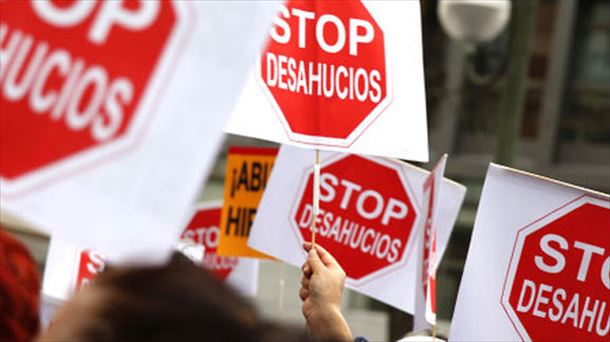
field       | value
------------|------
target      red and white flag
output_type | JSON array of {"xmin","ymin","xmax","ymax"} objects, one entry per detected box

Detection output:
[{"xmin": 414, "ymin": 154, "xmax": 447, "ymax": 330}]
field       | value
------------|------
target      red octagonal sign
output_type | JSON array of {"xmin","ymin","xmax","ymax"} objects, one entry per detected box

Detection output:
[
  {"xmin": 259, "ymin": 0, "xmax": 390, "ymax": 147},
  {"xmin": 0, "ymin": 0, "xmax": 190, "ymax": 193},
  {"xmin": 182, "ymin": 206, "xmax": 238, "ymax": 281},
  {"xmin": 291, "ymin": 155, "xmax": 418, "ymax": 283},
  {"xmin": 501, "ymin": 195, "xmax": 610, "ymax": 341}
]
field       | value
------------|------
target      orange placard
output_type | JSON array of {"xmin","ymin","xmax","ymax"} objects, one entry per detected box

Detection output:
[{"xmin": 217, "ymin": 146, "xmax": 277, "ymax": 258}]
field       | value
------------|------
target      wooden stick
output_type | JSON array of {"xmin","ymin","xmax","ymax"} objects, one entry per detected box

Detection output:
[
  {"xmin": 311, "ymin": 149, "xmax": 321, "ymax": 245},
  {"xmin": 432, "ymin": 324, "xmax": 437, "ymax": 341}
]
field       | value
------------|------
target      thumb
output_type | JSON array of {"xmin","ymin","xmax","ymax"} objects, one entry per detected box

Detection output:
[{"xmin": 308, "ymin": 248, "xmax": 326, "ymax": 274}]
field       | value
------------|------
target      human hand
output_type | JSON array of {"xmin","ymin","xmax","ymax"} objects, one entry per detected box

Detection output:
[{"xmin": 300, "ymin": 242, "xmax": 352, "ymax": 341}]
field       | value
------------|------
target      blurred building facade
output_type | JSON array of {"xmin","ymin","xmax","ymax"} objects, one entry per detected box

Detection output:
[{"xmin": 2, "ymin": 0, "xmax": 608, "ymax": 340}]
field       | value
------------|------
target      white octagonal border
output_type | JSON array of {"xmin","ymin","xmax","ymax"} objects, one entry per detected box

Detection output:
[
  {"xmin": 288, "ymin": 153, "xmax": 420, "ymax": 286},
  {"xmin": 0, "ymin": 1, "xmax": 194, "ymax": 198},
  {"xmin": 255, "ymin": 1, "xmax": 393, "ymax": 148}
]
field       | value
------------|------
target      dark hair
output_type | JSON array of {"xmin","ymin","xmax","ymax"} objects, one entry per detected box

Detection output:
[
  {"xmin": 72, "ymin": 253, "xmax": 311, "ymax": 342},
  {"xmin": 0, "ymin": 228, "xmax": 41, "ymax": 341}
]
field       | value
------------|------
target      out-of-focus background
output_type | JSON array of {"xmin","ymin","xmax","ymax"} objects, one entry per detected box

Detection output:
[{"xmin": 2, "ymin": 0, "xmax": 608, "ymax": 340}]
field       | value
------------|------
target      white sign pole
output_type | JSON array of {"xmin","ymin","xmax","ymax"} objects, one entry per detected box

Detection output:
[{"xmin": 311, "ymin": 149, "xmax": 321, "ymax": 245}]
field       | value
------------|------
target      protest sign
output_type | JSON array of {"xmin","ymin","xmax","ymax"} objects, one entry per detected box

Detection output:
[
  {"xmin": 74, "ymin": 249, "xmax": 106, "ymax": 290},
  {"xmin": 414, "ymin": 155, "xmax": 447, "ymax": 331},
  {"xmin": 217, "ymin": 147, "xmax": 277, "ymax": 259},
  {"xmin": 42, "ymin": 235, "xmax": 204, "ymax": 303},
  {"xmin": 42, "ymin": 238, "xmax": 106, "ymax": 302},
  {"xmin": 247, "ymin": 146, "xmax": 465, "ymax": 312},
  {"xmin": 40, "ymin": 239, "xmax": 98, "ymax": 327},
  {"xmin": 450, "ymin": 164, "xmax": 610, "ymax": 341},
  {"xmin": 226, "ymin": 0, "xmax": 428, "ymax": 162},
  {"xmin": 41, "ymin": 234, "xmax": 204, "ymax": 328},
  {"xmin": 182, "ymin": 202, "xmax": 259, "ymax": 297},
  {"xmin": 0, "ymin": 0, "xmax": 279, "ymax": 262}
]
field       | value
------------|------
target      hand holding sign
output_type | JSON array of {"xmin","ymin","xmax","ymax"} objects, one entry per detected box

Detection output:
[
  {"xmin": 294, "ymin": 154, "xmax": 418, "ymax": 281},
  {"xmin": 248, "ymin": 146, "xmax": 466, "ymax": 313},
  {"xmin": 300, "ymin": 242, "xmax": 353, "ymax": 342}
]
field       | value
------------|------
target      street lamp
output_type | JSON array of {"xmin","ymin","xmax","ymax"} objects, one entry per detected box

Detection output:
[
  {"xmin": 438, "ymin": 0, "xmax": 512, "ymax": 85},
  {"xmin": 437, "ymin": 0, "xmax": 511, "ymax": 49},
  {"xmin": 437, "ymin": 0, "xmax": 539, "ymax": 166}
]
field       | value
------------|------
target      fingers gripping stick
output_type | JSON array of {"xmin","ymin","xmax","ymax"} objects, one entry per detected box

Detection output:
[{"xmin": 303, "ymin": 242, "xmax": 339, "ymax": 271}]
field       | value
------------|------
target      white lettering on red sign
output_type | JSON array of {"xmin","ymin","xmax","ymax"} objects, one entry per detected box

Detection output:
[
  {"xmin": 182, "ymin": 206, "xmax": 238, "ymax": 280},
  {"xmin": 292, "ymin": 155, "xmax": 417, "ymax": 282},
  {"xmin": 1, "ymin": 0, "xmax": 177, "ymax": 181},
  {"xmin": 502, "ymin": 196, "xmax": 610, "ymax": 341},
  {"xmin": 258, "ymin": 0, "xmax": 389, "ymax": 146},
  {"xmin": 76, "ymin": 249, "xmax": 106, "ymax": 290},
  {"xmin": 265, "ymin": 5, "xmax": 381, "ymax": 103},
  {"xmin": 31, "ymin": 0, "xmax": 159, "ymax": 44},
  {"xmin": 1, "ymin": 22, "xmax": 132, "ymax": 142},
  {"xmin": 318, "ymin": 173, "xmax": 408, "ymax": 225}
]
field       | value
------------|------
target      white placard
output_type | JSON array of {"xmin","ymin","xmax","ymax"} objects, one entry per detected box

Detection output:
[
  {"xmin": 1, "ymin": 1, "xmax": 280, "ymax": 263},
  {"xmin": 247, "ymin": 145, "xmax": 465, "ymax": 312},
  {"xmin": 41, "ymin": 237, "xmax": 204, "ymax": 303},
  {"xmin": 42, "ymin": 237, "xmax": 92, "ymax": 303},
  {"xmin": 449, "ymin": 164, "xmax": 610, "ymax": 341},
  {"xmin": 41, "ymin": 230, "xmax": 257, "ymax": 327},
  {"xmin": 226, "ymin": 0, "xmax": 428, "ymax": 162}
]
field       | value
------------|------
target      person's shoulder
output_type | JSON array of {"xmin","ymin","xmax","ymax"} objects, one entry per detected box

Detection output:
[{"xmin": 396, "ymin": 336, "xmax": 446, "ymax": 342}]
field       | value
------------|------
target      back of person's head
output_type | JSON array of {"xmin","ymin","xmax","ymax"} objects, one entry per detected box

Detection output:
[
  {"xmin": 39, "ymin": 252, "xmax": 313, "ymax": 341},
  {"xmin": 398, "ymin": 328, "xmax": 448, "ymax": 342},
  {"xmin": 0, "ymin": 228, "xmax": 41, "ymax": 341}
]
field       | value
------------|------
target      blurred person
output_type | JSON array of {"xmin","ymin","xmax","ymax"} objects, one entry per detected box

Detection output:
[
  {"xmin": 0, "ymin": 228, "xmax": 41, "ymax": 341},
  {"xmin": 299, "ymin": 242, "xmax": 354, "ymax": 342},
  {"xmin": 397, "ymin": 329, "xmax": 447, "ymax": 342},
  {"xmin": 38, "ymin": 252, "xmax": 332, "ymax": 342}
]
